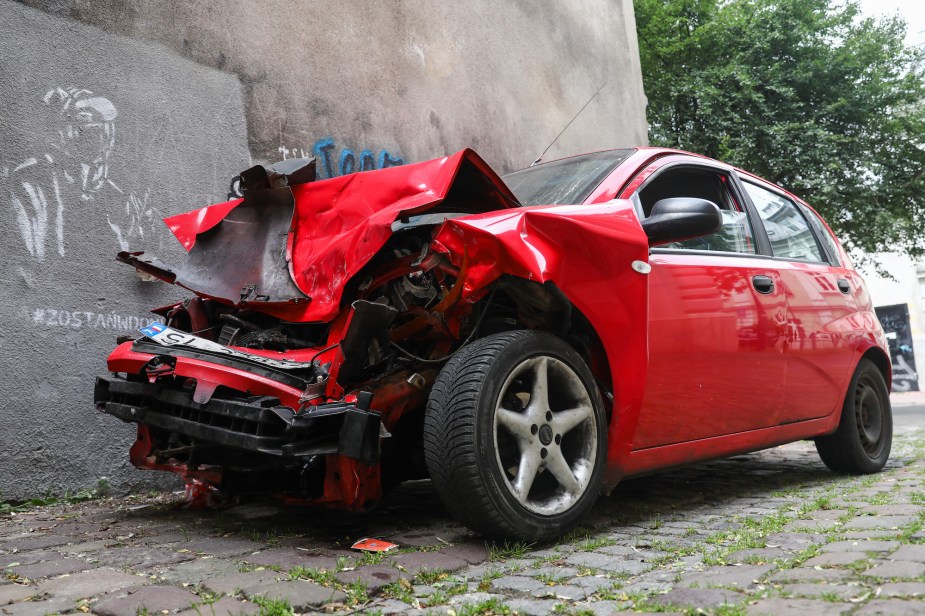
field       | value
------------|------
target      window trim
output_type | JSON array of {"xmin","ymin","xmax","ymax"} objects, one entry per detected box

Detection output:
[
  {"xmin": 738, "ymin": 178, "xmax": 832, "ymax": 266},
  {"xmin": 629, "ymin": 161, "xmax": 764, "ymax": 257}
]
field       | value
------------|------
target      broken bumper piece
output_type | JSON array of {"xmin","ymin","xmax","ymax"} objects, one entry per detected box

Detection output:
[{"xmin": 94, "ymin": 375, "xmax": 382, "ymax": 464}]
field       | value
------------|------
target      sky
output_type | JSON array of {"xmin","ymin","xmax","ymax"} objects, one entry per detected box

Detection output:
[{"xmin": 857, "ymin": 0, "xmax": 925, "ymax": 47}]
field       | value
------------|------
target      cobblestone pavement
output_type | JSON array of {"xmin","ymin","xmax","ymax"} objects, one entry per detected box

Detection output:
[{"xmin": 4, "ymin": 427, "xmax": 925, "ymax": 615}]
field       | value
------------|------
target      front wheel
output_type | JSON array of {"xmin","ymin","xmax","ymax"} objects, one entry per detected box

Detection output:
[
  {"xmin": 423, "ymin": 330, "xmax": 607, "ymax": 540},
  {"xmin": 815, "ymin": 358, "xmax": 892, "ymax": 474}
]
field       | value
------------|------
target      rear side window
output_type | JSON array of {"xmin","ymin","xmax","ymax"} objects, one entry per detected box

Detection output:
[
  {"xmin": 743, "ymin": 182, "xmax": 825, "ymax": 262},
  {"xmin": 798, "ymin": 203, "xmax": 842, "ymax": 266}
]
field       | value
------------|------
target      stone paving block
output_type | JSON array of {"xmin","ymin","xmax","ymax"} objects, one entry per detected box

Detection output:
[
  {"xmin": 243, "ymin": 548, "xmax": 338, "ymax": 571},
  {"xmin": 725, "ymin": 547, "xmax": 788, "ymax": 563},
  {"xmin": 176, "ymin": 596, "xmax": 261, "ymax": 616},
  {"xmin": 36, "ymin": 568, "xmax": 150, "ymax": 600},
  {"xmin": 505, "ymin": 597, "xmax": 561, "ymax": 615},
  {"xmin": 746, "ymin": 597, "xmax": 852, "ymax": 615},
  {"xmin": 679, "ymin": 563, "xmax": 775, "ymax": 588},
  {"xmin": 181, "ymin": 536, "xmax": 261, "ymax": 558},
  {"xmin": 93, "ymin": 545, "xmax": 197, "ymax": 569},
  {"xmin": 842, "ymin": 531, "xmax": 903, "ymax": 540},
  {"xmin": 765, "ymin": 532, "xmax": 827, "ymax": 551},
  {"xmin": 863, "ymin": 560, "xmax": 925, "ymax": 579},
  {"xmin": 438, "ymin": 541, "xmax": 489, "ymax": 564},
  {"xmin": 140, "ymin": 531, "xmax": 189, "ymax": 545},
  {"xmin": 335, "ymin": 564, "xmax": 400, "ymax": 592},
  {"xmin": 769, "ymin": 566, "xmax": 853, "ymax": 583},
  {"xmin": 0, "ymin": 596, "xmax": 73, "ymax": 616},
  {"xmin": 520, "ymin": 565, "xmax": 579, "ymax": 580},
  {"xmin": 92, "ymin": 584, "xmax": 199, "ymax": 616},
  {"xmin": 778, "ymin": 583, "xmax": 859, "ymax": 599},
  {"xmin": 55, "ymin": 539, "xmax": 110, "ymax": 554},
  {"xmin": 491, "ymin": 575, "xmax": 546, "ymax": 593},
  {"xmin": 889, "ymin": 544, "xmax": 925, "ymax": 562},
  {"xmin": 448, "ymin": 591, "xmax": 505, "ymax": 606},
  {"xmin": 567, "ymin": 575, "xmax": 615, "ymax": 591},
  {"xmin": 0, "ymin": 551, "xmax": 53, "ymax": 569},
  {"xmin": 820, "ymin": 540, "xmax": 900, "ymax": 553},
  {"xmin": 803, "ymin": 551, "xmax": 870, "ymax": 567},
  {"xmin": 200, "ymin": 570, "xmax": 283, "ymax": 597},
  {"xmin": 0, "ymin": 584, "xmax": 34, "ymax": 604},
  {"xmin": 157, "ymin": 557, "xmax": 244, "ymax": 585},
  {"xmin": 1, "ymin": 534, "xmax": 77, "ymax": 552},
  {"xmin": 392, "ymin": 551, "xmax": 468, "ymax": 573},
  {"xmin": 594, "ymin": 544, "xmax": 640, "ymax": 558},
  {"xmin": 782, "ymin": 520, "xmax": 842, "ymax": 533},
  {"xmin": 366, "ymin": 598, "xmax": 415, "ymax": 614},
  {"xmin": 526, "ymin": 548, "xmax": 563, "ymax": 559},
  {"xmin": 844, "ymin": 515, "xmax": 917, "ymax": 530},
  {"xmin": 11, "ymin": 556, "xmax": 91, "ymax": 579},
  {"xmin": 246, "ymin": 580, "xmax": 346, "ymax": 611},
  {"xmin": 386, "ymin": 530, "xmax": 449, "ymax": 547},
  {"xmin": 652, "ymin": 587, "xmax": 743, "ymax": 608},
  {"xmin": 855, "ymin": 599, "xmax": 925, "ymax": 615},
  {"xmin": 531, "ymin": 583, "xmax": 587, "ymax": 600},
  {"xmin": 877, "ymin": 582, "xmax": 925, "ymax": 597},
  {"xmin": 620, "ymin": 579, "xmax": 673, "ymax": 595},
  {"xmin": 860, "ymin": 505, "xmax": 923, "ymax": 516}
]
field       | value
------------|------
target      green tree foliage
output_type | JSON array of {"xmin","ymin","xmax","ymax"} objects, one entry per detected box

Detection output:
[{"xmin": 635, "ymin": 0, "xmax": 925, "ymax": 259}]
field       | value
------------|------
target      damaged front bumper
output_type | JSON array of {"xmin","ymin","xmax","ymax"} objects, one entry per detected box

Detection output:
[{"xmin": 94, "ymin": 375, "xmax": 383, "ymax": 465}]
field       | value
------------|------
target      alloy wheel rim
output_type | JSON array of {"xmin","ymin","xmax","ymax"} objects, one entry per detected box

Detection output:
[{"xmin": 492, "ymin": 355, "xmax": 597, "ymax": 516}]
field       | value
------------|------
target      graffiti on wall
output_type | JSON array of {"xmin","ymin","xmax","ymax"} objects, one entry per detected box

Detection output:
[
  {"xmin": 875, "ymin": 303, "xmax": 920, "ymax": 392},
  {"xmin": 30, "ymin": 307, "xmax": 162, "ymax": 331},
  {"xmin": 2, "ymin": 86, "xmax": 160, "ymax": 261},
  {"xmin": 277, "ymin": 138, "xmax": 403, "ymax": 179}
]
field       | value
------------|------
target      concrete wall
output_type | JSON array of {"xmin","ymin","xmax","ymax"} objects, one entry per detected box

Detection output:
[{"xmin": 0, "ymin": 0, "xmax": 648, "ymax": 499}]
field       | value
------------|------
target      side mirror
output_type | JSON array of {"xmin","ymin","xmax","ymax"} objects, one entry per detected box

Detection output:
[{"xmin": 641, "ymin": 198, "xmax": 722, "ymax": 245}]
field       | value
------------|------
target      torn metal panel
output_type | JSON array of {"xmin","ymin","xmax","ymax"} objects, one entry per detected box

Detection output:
[{"xmin": 138, "ymin": 149, "xmax": 519, "ymax": 321}]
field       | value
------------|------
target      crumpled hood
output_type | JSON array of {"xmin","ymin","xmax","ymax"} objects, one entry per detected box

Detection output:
[{"xmin": 121, "ymin": 149, "xmax": 520, "ymax": 322}]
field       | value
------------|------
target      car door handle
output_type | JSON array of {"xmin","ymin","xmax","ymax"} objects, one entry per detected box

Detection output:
[
  {"xmin": 752, "ymin": 275, "xmax": 774, "ymax": 294},
  {"xmin": 837, "ymin": 278, "xmax": 851, "ymax": 294}
]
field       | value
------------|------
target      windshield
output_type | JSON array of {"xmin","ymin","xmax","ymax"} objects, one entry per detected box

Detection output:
[{"xmin": 502, "ymin": 149, "xmax": 635, "ymax": 205}]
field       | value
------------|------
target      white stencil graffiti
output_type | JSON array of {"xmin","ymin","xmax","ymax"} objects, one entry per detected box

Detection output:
[
  {"xmin": 31, "ymin": 307, "xmax": 161, "ymax": 331},
  {"xmin": 3, "ymin": 86, "xmax": 158, "ymax": 260},
  {"xmin": 892, "ymin": 354, "xmax": 919, "ymax": 393}
]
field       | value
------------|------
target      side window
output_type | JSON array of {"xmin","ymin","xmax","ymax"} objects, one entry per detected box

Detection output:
[
  {"xmin": 637, "ymin": 167, "xmax": 756, "ymax": 254},
  {"xmin": 743, "ymin": 182, "xmax": 825, "ymax": 262},
  {"xmin": 798, "ymin": 203, "xmax": 842, "ymax": 266}
]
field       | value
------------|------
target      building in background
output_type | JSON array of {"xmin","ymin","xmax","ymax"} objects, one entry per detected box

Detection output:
[
  {"xmin": 0, "ymin": 0, "xmax": 648, "ymax": 499},
  {"xmin": 864, "ymin": 257, "xmax": 924, "ymax": 392}
]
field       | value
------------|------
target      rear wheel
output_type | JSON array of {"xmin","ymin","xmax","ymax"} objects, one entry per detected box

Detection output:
[
  {"xmin": 423, "ymin": 330, "xmax": 607, "ymax": 540},
  {"xmin": 815, "ymin": 358, "xmax": 892, "ymax": 474}
]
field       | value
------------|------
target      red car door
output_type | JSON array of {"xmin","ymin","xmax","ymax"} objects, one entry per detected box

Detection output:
[
  {"xmin": 742, "ymin": 179, "xmax": 857, "ymax": 422},
  {"xmin": 622, "ymin": 160, "xmax": 789, "ymax": 449}
]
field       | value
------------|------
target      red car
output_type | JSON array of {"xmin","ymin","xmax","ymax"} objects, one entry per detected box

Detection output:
[{"xmin": 96, "ymin": 147, "xmax": 892, "ymax": 540}]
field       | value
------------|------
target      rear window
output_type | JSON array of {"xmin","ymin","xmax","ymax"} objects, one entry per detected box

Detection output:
[{"xmin": 503, "ymin": 149, "xmax": 634, "ymax": 205}]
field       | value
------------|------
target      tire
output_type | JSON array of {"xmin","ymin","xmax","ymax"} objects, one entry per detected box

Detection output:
[
  {"xmin": 815, "ymin": 358, "xmax": 892, "ymax": 474},
  {"xmin": 423, "ymin": 330, "xmax": 607, "ymax": 540}
]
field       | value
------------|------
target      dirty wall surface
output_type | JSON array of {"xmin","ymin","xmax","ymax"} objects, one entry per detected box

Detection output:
[{"xmin": 0, "ymin": 0, "xmax": 648, "ymax": 498}]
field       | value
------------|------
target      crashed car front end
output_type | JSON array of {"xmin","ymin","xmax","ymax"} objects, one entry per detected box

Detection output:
[{"xmin": 94, "ymin": 149, "xmax": 525, "ymax": 509}]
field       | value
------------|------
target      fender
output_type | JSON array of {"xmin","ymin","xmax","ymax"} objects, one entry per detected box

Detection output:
[{"xmin": 433, "ymin": 201, "xmax": 651, "ymax": 487}]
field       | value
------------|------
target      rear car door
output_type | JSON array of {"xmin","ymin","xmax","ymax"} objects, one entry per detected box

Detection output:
[
  {"xmin": 741, "ymin": 179, "xmax": 858, "ymax": 422},
  {"xmin": 624, "ymin": 159, "xmax": 790, "ymax": 449}
]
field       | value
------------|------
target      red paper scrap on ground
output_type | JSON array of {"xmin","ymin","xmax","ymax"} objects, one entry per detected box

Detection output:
[{"xmin": 351, "ymin": 538, "xmax": 398, "ymax": 552}]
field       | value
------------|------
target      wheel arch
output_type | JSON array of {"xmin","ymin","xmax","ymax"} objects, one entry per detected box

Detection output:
[
  {"xmin": 859, "ymin": 345, "xmax": 892, "ymax": 393},
  {"xmin": 478, "ymin": 276, "xmax": 615, "ymax": 414}
]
